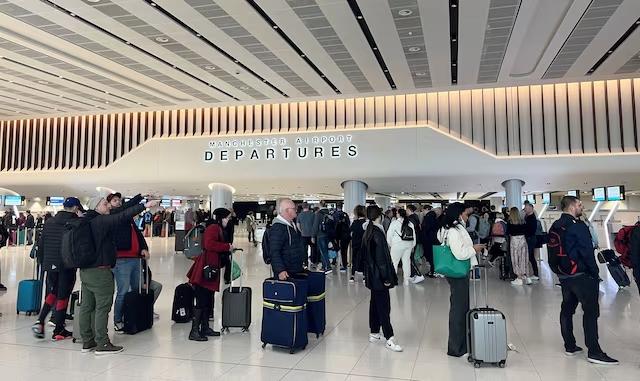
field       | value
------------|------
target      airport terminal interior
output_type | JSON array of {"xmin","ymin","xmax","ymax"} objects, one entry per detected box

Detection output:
[{"xmin": 2, "ymin": 0, "xmax": 640, "ymax": 379}]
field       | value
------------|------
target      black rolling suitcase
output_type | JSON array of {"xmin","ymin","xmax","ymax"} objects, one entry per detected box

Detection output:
[
  {"xmin": 172, "ymin": 283, "xmax": 194, "ymax": 323},
  {"xmin": 123, "ymin": 259, "xmax": 154, "ymax": 334},
  {"xmin": 599, "ymin": 249, "xmax": 631, "ymax": 289},
  {"xmin": 222, "ymin": 249, "xmax": 252, "ymax": 332}
]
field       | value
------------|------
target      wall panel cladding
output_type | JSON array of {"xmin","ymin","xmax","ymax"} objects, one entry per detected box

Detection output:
[{"xmin": 1, "ymin": 79, "xmax": 640, "ymax": 172}]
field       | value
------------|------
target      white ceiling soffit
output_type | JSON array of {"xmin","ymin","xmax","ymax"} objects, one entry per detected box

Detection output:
[
  {"xmin": 420, "ymin": 0, "xmax": 452, "ymax": 87},
  {"xmin": 597, "ymin": 23, "xmax": 640, "ymax": 73},
  {"xmin": 458, "ymin": 0, "xmax": 491, "ymax": 86}
]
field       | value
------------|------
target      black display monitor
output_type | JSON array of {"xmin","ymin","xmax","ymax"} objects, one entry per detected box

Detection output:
[
  {"xmin": 606, "ymin": 186, "xmax": 625, "ymax": 201},
  {"xmin": 592, "ymin": 187, "xmax": 606, "ymax": 202}
]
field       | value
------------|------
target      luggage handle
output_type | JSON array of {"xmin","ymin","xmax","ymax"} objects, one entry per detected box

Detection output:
[
  {"xmin": 138, "ymin": 257, "xmax": 150, "ymax": 295},
  {"xmin": 472, "ymin": 264, "xmax": 489, "ymax": 308},
  {"xmin": 231, "ymin": 248, "xmax": 244, "ymax": 291}
]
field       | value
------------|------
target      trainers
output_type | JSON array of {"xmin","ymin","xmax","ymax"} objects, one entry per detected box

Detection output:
[
  {"xmin": 81, "ymin": 340, "xmax": 97, "ymax": 353},
  {"xmin": 31, "ymin": 322, "xmax": 44, "ymax": 339},
  {"xmin": 0, "ymin": 283, "xmax": 6, "ymax": 291},
  {"xmin": 95, "ymin": 342, "xmax": 124, "ymax": 356},
  {"xmin": 339, "ymin": 267, "xmax": 347, "ymax": 273},
  {"xmin": 565, "ymin": 346, "xmax": 584, "ymax": 356},
  {"xmin": 324, "ymin": 268, "xmax": 333, "ymax": 275},
  {"xmin": 385, "ymin": 336, "xmax": 403, "ymax": 352},
  {"xmin": 349, "ymin": 276, "xmax": 355, "ymax": 284},
  {"xmin": 369, "ymin": 333, "xmax": 384, "ymax": 343},
  {"xmin": 524, "ymin": 277, "xmax": 533, "ymax": 285},
  {"xmin": 51, "ymin": 329, "xmax": 73, "ymax": 342},
  {"xmin": 412, "ymin": 275, "xmax": 425, "ymax": 284},
  {"xmin": 511, "ymin": 279, "xmax": 523, "ymax": 286},
  {"xmin": 403, "ymin": 279, "xmax": 410, "ymax": 287},
  {"xmin": 153, "ymin": 312, "xmax": 160, "ymax": 320},
  {"xmin": 529, "ymin": 275, "xmax": 540, "ymax": 281},
  {"xmin": 587, "ymin": 352, "xmax": 619, "ymax": 365},
  {"xmin": 114, "ymin": 321, "xmax": 125, "ymax": 333}
]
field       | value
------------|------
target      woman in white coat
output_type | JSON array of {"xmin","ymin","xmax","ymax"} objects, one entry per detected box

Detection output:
[
  {"xmin": 387, "ymin": 209, "xmax": 417, "ymax": 286},
  {"xmin": 437, "ymin": 203, "xmax": 484, "ymax": 357}
]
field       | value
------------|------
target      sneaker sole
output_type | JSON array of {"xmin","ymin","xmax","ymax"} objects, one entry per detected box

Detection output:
[
  {"xmin": 386, "ymin": 345, "xmax": 404, "ymax": 352},
  {"xmin": 81, "ymin": 348, "xmax": 96, "ymax": 354},
  {"xmin": 95, "ymin": 348, "xmax": 124, "ymax": 356},
  {"xmin": 51, "ymin": 336, "xmax": 73, "ymax": 342},
  {"xmin": 565, "ymin": 350, "xmax": 583, "ymax": 356},
  {"xmin": 587, "ymin": 358, "xmax": 619, "ymax": 365}
]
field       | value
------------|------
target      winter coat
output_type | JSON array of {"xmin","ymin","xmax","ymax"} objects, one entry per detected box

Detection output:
[
  {"xmin": 269, "ymin": 216, "xmax": 306, "ymax": 276},
  {"xmin": 187, "ymin": 223, "xmax": 231, "ymax": 292},
  {"xmin": 361, "ymin": 221, "xmax": 398, "ymax": 291}
]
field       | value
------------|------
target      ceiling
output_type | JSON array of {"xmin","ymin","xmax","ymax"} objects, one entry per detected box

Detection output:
[{"xmin": 0, "ymin": 0, "xmax": 638, "ymax": 118}]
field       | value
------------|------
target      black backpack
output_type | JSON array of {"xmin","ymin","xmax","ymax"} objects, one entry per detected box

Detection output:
[
  {"xmin": 337, "ymin": 214, "xmax": 351, "ymax": 240},
  {"xmin": 547, "ymin": 221, "xmax": 578, "ymax": 276},
  {"xmin": 261, "ymin": 226, "xmax": 272, "ymax": 265},
  {"xmin": 399, "ymin": 224, "xmax": 414, "ymax": 241},
  {"xmin": 61, "ymin": 216, "xmax": 96, "ymax": 269},
  {"xmin": 320, "ymin": 214, "xmax": 337, "ymax": 238}
]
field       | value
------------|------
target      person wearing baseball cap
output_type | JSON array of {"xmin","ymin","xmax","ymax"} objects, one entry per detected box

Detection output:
[{"xmin": 32, "ymin": 197, "xmax": 85, "ymax": 341}]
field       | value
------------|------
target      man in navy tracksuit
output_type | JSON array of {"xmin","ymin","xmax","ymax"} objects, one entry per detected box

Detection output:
[{"xmin": 554, "ymin": 196, "xmax": 617, "ymax": 365}]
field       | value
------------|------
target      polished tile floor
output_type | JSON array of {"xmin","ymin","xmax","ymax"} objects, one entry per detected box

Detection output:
[{"xmin": 0, "ymin": 235, "xmax": 640, "ymax": 380}]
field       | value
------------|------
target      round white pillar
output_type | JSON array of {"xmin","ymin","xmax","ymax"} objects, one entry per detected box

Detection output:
[
  {"xmin": 342, "ymin": 180, "xmax": 368, "ymax": 218},
  {"xmin": 208, "ymin": 183, "xmax": 235, "ymax": 210},
  {"xmin": 502, "ymin": 179, "xmax": 525, "ymax": 210},
  {"xmin": 375, "ymin": 196, "xmax": 390, "ymax": 211}
]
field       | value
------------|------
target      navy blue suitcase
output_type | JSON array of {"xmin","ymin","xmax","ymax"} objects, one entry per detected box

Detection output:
[
  {"xmin": 295, "ymin": 271, "xmax": 326, "ymax": 338},
  {"xmin": 261, "ymin": 278, "xmax": 308, "ymax": 354}
]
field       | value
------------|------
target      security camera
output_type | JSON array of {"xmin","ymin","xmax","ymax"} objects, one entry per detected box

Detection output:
[{"xmin": 235, "ymin": 71, "xmax": 241, "ymax": 75}]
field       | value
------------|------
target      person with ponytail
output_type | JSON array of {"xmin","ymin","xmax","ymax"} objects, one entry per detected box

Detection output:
[
  {"xmin": 386, "ymin": 208, "xmax": 417, "ymax": 286},
  {"xmin": 361, "ymin": 206, "xmax": 403, "ymax": 352}
]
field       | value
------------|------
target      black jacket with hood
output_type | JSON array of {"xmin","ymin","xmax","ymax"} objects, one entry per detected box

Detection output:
[
  {"xmin": 84, "ymin": 203, "xmax": 146, "ymax": 269},
  {"xmin": 38, "ymin": 211, "xmax": 79, "ymax": 272},
  {"xmin": 361, "ymin": 221, "xmax": 398, "ymax": 291},
  {"xmin": 269, "ymin": 217, "xmax": 306, "ymax": 276},
  {"xmin": 111, "ymin": 194, "xmax": 149, "ymax": 253}
]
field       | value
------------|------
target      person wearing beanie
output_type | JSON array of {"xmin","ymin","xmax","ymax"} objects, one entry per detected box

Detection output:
[
  {"xmin": 78, "ymin": 196, "xmax": 159, "ymax": 355},
  {"xmin": 186, "ymin": 207, "xmax": 233, "ymax": 341}
]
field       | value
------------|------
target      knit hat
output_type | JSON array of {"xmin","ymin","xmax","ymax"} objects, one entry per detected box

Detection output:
[
  {"xmin": 86, "ymin": 197, "xmax": 103, "ymax": 211},
  {"xmin": 212, "ymin": 207, "xmax": 231, "ymax": 220}
]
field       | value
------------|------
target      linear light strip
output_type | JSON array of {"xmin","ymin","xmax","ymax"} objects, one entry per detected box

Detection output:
[
  {"xmin": 449, "ymin": 0, "xmax": 459, "ymax": 85},
  {"xmin": 245, "ymin": 0, "xmax": 341, "ymax": 94},
  {"xmin": 587, "ymin": 18, "xmax": 640, "ymax": 75},
  {"xmin": 0, "ymin": 75, "xmax": 105, "ymax": 109},
  {"xmin": 346, "ymin": 0, "xmax": 396, "ymax": 89},
  {"xmin": 40, "ymin": 0, "xmax": 238, "ymax": 101},
  {"xmin": 144, "ymin": 1, "xmax": 288, "ymax": 98}
]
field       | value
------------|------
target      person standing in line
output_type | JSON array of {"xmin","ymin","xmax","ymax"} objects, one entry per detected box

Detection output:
[
  {"xmin": 246, "ymin": 211, "xmax": 257, "ymax": 246},
  {"xmin": 25, "ymin": 210, "xmax": 35, "ymax": 245},
  {"xmin": 386, "ymin": 209, "xmax": 417, "ymax": 286},
  {"xmin": 436, "ymin": 203, "xmax": 482, "ymax": 358},
  {"xmin": 523, "ymin": 203, "xmax": 540, "ymax": 281},
  {"xmin": 421, "ymin": 207, "xmax": 441, "ymax": 278},
  {"xmin": 552, "ymin": 196, "xmax": 618, "ymax": 365},
  {"xmin": 336, "ymin": 210, "xmax": 351, "ymax": 273},
  {"xmin": 311, "ymin": 201, "xmax": 333, "ymax": 274},
  {"xmin": 296, "ymin": 203, "xmax": 316, "ymax": 267},
  {"xmin": 507, "ymin": 207, "xmax": 531, "ymax": 286},
  {"xmin": 350, "ymin": 205, "xmax": 366, "ymax": 284},
  {"xmin": 406, "ymin": 205, "xmax": 425, "ymax": 284},
  {"xmin": 361, "ymin": 205, "xmax": 402, "ymax": 352},
  {"xmin": 269, "ymin": 199, "xmax": 306, "ymax": 281}
]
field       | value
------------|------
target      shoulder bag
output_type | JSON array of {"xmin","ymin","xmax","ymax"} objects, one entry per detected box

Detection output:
[{"xmin": 433, "ymin": 228, "xmax": 471, "ymax": 278}]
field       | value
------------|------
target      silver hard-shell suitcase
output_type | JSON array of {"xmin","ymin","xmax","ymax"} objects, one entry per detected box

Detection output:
[{"xmin": 467, "ymin": 265, "xmax": 508, "ymax": 368}]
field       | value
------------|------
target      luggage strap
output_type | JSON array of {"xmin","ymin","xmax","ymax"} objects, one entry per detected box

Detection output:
[
  {"xmin": 263, "ymin": 301, "xmax": 306, "ymax": 312},
  {"xmin": 307, "ymin": 293, "xmax": 326, "ymax": 302}
]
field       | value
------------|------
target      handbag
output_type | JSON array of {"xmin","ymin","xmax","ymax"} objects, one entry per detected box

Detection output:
[
  {"xmin": 231, "ymin": 259, "xmax": 242, "ymax": 281},
  {"xmin": 433, "ymin": 230, "xmax": 471, "ymax": 278},
  {"xmin": 413, "ymin": 244, "xmax": 422, "ymax": 261}
]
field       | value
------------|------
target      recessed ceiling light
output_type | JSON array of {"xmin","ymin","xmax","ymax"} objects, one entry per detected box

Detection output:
[
  {"xmin": 91, "ymin": 97, "xmax": 99, "ymax": 101},
  {"xmin": 155, "ymin": 36, "xmax": 170, "ymax": 43},
  {"xmin": 204, "ymin": 65, "xmax": 216, "ymax": 70},
  {"xmin": 452, "ymin": 38, "xmax": 457, "ymax": 42},
  {"xmin": 357, "ymin": 15, "xmax": 363, "ymax": 20},
  {"xmin": 37, "ymin": 80, "xmax": 49, "ymax": 84},
  {"xmin": 408, "ymin": 46, "xmax": 421, "ymax": 52},
  {"xmin": 416, "ymin": 72, "xmax": 426, "ymax": 76},
  {"xmin": 240, "ymin": 86, "xmax": 250, "ymax": 90},
  {"xmin": 87, "ymin": 0, "xmax": 101, "ymax": 3},
  {"xmin": 451, "ymin": 4, "xmax": 457, "ymax": 8},
  {"xmin": 398, "ymin": 9, "xmax": 412, "ymax": 16}
]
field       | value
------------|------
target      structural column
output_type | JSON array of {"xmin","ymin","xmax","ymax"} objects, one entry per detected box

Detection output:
[
  {"xmin": 209, "ymin": 183, "xmax": 235, "ymax": 210},
  {"xmin": 375, "ymin": 196, "xmax": 391, "ymax": 211},
  {"xmin": 490, "ymin": 196, "xmax": 503, "ymax": 211},
  {"xmin": 342, "ymin": 180, "xmax": 368, "ymax": 218},
  {"xmin": 502, "ymin": 179, "xmax": 524, "ymax": 210}
]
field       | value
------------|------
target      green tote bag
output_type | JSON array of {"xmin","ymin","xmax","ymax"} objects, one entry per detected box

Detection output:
[{"xmin": 433, "ymin": 231, "xmax": 471, "ymax": 278}]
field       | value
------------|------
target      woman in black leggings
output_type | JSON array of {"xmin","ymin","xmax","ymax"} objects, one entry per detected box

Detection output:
[{"xmin": 186, "ymin": 208, "xmax": 233, "ymax": 341}]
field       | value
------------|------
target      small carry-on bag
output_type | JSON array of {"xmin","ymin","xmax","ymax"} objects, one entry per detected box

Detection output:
[
  {"xmin": 172, "ymin": 283, "xmax": 194, "ymax": 323},
  {"xmin": 123, "ymin": 259, "xmax": 154, "ymax": 335},
  {"xmin": 467, "ymin": 265, "xmax": 508, "ymax": 368},
  {"xmin": 261, "ymin": 277, "xmax": 308, "ymax": 354},
  {"xmin": 599, "ymin": 249, "xmax": 631, "ymax": 289},
  {"xmin": 295, "ymin": 271, "xmax": 326, "ymax": 338},
  {"xmin": 222, "ymin": 249, "xmax": 252, "ymax": 332},
  {"xmin": 17, "ymin": 258, "xmax": 42, "ymax": 316}
]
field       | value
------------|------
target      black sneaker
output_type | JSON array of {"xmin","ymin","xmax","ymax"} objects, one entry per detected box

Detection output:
[
  {"xmin": 52, "ymin": 329, "xmax": 73, "ymax": 342},
  {"xmin": 587, "ymin": 352, "xmax": 619, "ymax": 365},
  {"xmin": 81, "ymin": 340, "xmax": 97, "ymax": 353},
  {"xmin": 0, "ymin": 283, "xmax": 7, "ymax": 291},
  {"xmin": 95, "ymin": 342, "xmax": 124, "ymax": 356},
  {"xmin": 565, "ymin": 346, "xmax": 584, "ymax": 356}
]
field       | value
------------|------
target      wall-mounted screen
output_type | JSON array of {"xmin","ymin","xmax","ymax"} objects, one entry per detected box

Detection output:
[
  {"xmin": 4, "ymin": 195, "xmax": 24, "ymax": 206},
  {"xmin": 592, "ymin": 187, "xmax": 606, "ymax": 202},
  {"xmin": 606, "ymin": 186, "xmax": 625, "ymax": 201},
  {"xmin": 124, "ymin": 198, "xmax": 147, "ymax": 204},
  {"xmin": 161, "ymin": 199, "xmax": 171, "ymax": 207},
  {"xmin": 171, "ymin": 200, "xmax": 181, "ymax": 207},
  {"xmin": 567, "ymin": 190, "xmax": 580, "ymax": 198},
  {"xmin": 527, "ymin": 194, "xmax": 536, "ymax": 204},
  {"xmin": 542, "ymin": 193, "xmax": 551, "ymax": 204},
  {"xmin": 47, "ymin": 197, "xmax": 65, "ymax": 206}
]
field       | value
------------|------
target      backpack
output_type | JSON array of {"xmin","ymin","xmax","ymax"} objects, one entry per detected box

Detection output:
[
  {"xmin": 144, "ymin": 212, "xmax": 152, "ymax": 224},
  {"xmin": 337, "ymin": 214, "xmax": 351, "ymax": 240},
  {"xmin": 261, "ymin": 227, "xmax": 272, "ymax": 265},
  {"xmin": 547, "ymin": 222, "xmax": 578, "ymax": 276},
  {"xmin": 61, "ymin": 217, "xmax": 96, "ymax": 269},
  {"xmin": 535, "ymin": 220, "xmax": 544, "ymax": 236},
  {"xmin": 184, "ymin": 224, "xmax": 206, "ymax": 259},
  {"xmin": 320, "ymin": 214, "xmax": 336, "ymax": 238},
  {"xmin": 491, "ymin": 221, "xmax": 505, "ymax": 237},
  {"xmin": 614, "ymin": 225, "xmax": 636, "ymax": 268},
  {"xmin": 399, "ymin": 224, "xmax": 414, "ymax": 241},
  {"xmin": 477, "ymin": 218, "xmax": 491, "ymax": 239}
]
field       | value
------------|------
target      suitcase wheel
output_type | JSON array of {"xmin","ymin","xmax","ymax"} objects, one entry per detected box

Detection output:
[
  {"xmin": 498, "ymin": 361, "xmax": 506, "ymax": 368},
  {"xmin": 262, "ymin": 343, "xmax": 267, "ymax": 349},
  {"xmin": 289, "ymin": 349, "xmax": 295, "ymax": 354},
  {"xmin": 16, "ymin": 309, "xmax": 19, "ymax": 315},
  {"xmin": 26, "ymin": 312, "xmax": 31, "ymax": 317},
  {"xmin": 242, "ymin": 327, "xmax": 249, "ymax": 333},
  {"xmin": 467, "ymin": 356, "xmax": 474, "ymax": 363},
  {"xmin": 72, "ymin": 338, "xmax": 76, "ymax": 343},
  {"xmin": 474, "ymin": 361, "xmax": 481, "ymax": 369},
  {"xmin": 316, "ymin": 334, "xmax": 320, "ymax": 339}
]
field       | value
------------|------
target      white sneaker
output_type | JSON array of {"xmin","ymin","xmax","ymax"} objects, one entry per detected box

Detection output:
[
  {"xmin": 524, "ymin": 277, "xmax": 533, "ymax": 285},
  {"xmin": 412, "ymin": 275, "xmax": 425, "ymax": 284},
  {"xmin": 403, "ymin": 280, "xmax": 409, "ymax": 287},
  {"xmin": 529, "ymin": 275, "xmax": 539, "ymax": 281},
  {"xmin": 369, "ymin": 333, "xmax": 384, "ymax": 343},
  {"xmin": 385, "ymin": 336, "xmax": 403, "ymax": 352},
  {"xmin": 511, "ymin": 279, "xmax": 523, "ymax": 286}
]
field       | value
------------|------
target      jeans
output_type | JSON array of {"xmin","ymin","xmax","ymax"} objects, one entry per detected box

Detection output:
[
  {"xmin": 248, "ymin": 228, "xmax": 255, "ymax": 243},
  {"xmin": 317, "ymin": 236, "xmax": 331, "ymax": 270},
  {"xmin": 526, "ymin": 236, "xmax": 539, "ymax": 277},
  {"xmin": 369, "ymin": 289, "xmax": 394, "ymax": 340},
  {"xmin": 27, "ymin": 228, "xmax": 33, "ymax": 245},
  {"xmin": 560, "ymin": 274, "xmax": 603, "ymax": 356},
  {"xmin": 112, "ymin": 258, "xmax": 141, "ymax": 324},
  {"xmin": 79, "ymin": 268, "xmax": 115, "ymax": 346},
  {"xmin": 446, "ymin": 275, "xmax": 470, "ymax": 357}
]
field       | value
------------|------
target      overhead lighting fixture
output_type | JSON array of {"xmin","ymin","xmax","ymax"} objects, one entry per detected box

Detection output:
[
  {"xmin": 398, "ymin": 9, "xmax": 412, "ymax": 16},
  {"xmin": 415, "ymin": 72, "xmax": 426, "ymax": 76},
  {"xmin": 240, "ymin": 86, "xmax": 250, "ymax": 90},
  {"xmin": 37, "ymin": 80, "xmax": 49, "ymax": 84},
  {"xmin": 155, "ymin": 36, "xmax": 170, "ymax": 43},
  {"xmin": 204, "ymin": 65, "xmax": 216, "ymax": 70},
  {"xmin": 409, "ymin": 47, "xmax": 421, "ymax": 52},
  {"xmin": 87, "ymin": 0, "xmax": 101, "ymax": 3}
]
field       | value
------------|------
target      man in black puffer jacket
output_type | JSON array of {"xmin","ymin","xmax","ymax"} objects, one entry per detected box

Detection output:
[
  {"xmin": 31, "ymin": 197, "xmax": 84, "ymax": 341},
  {"xmin": 269, "ymin": 199, "xmax": 306, "ymax": 280}
]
